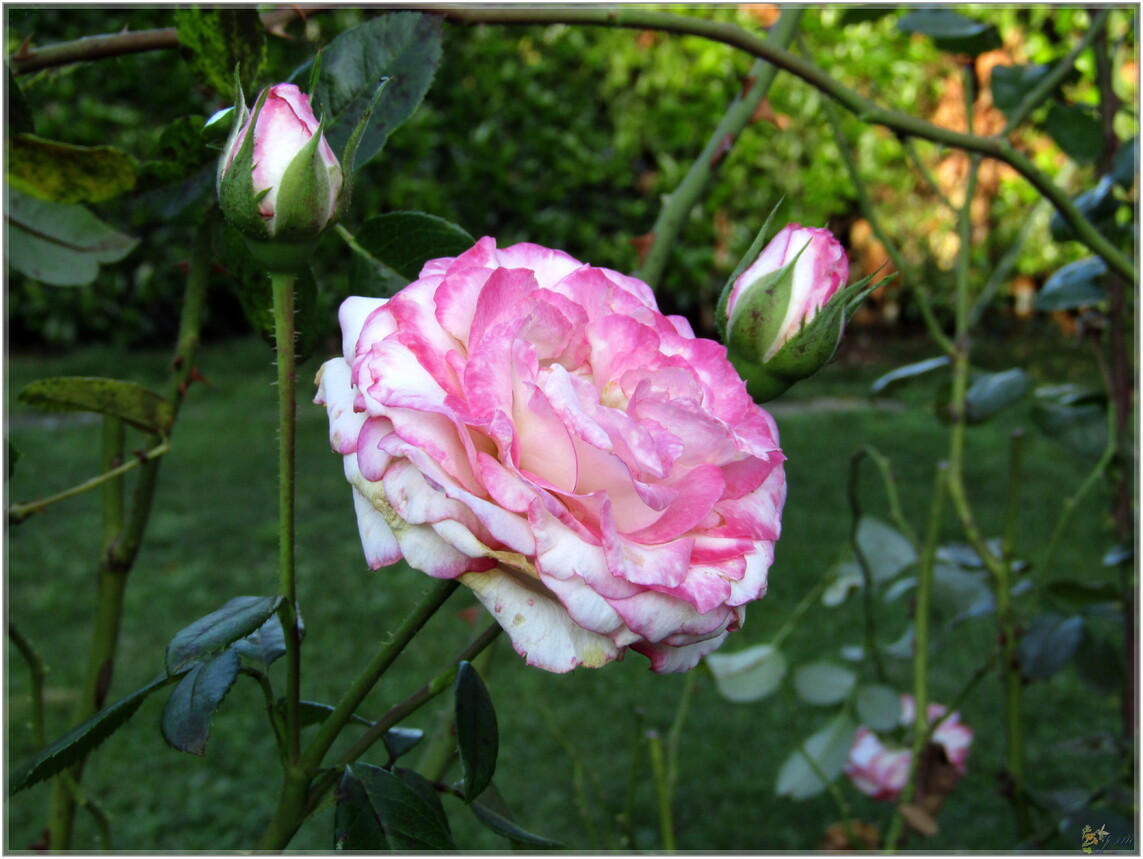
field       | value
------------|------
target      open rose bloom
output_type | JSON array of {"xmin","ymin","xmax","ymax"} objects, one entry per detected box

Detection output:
[
  {"xmin": 844, "ymin": 695, "xmax": 974, "ymax": 801},
  {"xmin": 316, "ymin": 238, "xmax": 786, "ymax": 673}
]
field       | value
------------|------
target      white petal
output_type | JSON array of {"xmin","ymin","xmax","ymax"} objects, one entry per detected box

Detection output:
[
  {"xmin": 461, "ymin": 568, "xmax": 621, "ymax": 672},
  {"xmin": 340, "ymin": 296, "xmax": 389, "ymax": 360}
]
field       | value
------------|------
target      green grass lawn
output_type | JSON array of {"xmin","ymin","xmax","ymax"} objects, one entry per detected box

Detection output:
[{"xmin": 5, "ymin": 328, "xmax": 1124, "ymax": 851}]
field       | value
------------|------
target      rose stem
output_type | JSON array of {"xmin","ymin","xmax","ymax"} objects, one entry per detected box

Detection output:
[{"xmin": 270, "ymin": 270, "xmax": 303, "ymax": 770}]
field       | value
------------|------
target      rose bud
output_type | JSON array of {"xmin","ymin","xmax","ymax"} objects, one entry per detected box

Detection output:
[
  {"xmin": 316, "ymin": 237, "xmax": 787, "ymax": 674},
  {"xmin": 218, "ymin": 83, "xmax": 343, "ymax": 270},
  {"xmin": 719, "ymin": 223, "xmax": 857, "ymax": 402}
]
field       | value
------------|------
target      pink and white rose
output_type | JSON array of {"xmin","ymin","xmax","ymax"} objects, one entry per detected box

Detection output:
[
  {"xmin": 844, "ymin": 695, "xmax": 974, "ymax": 801},
  {"xmin": 315, "ymin": 237, "xmax": 786, "ymax": 673}
]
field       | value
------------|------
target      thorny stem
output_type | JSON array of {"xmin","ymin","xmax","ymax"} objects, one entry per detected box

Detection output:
[
  {"xmin": 256, "ymin": 579, "xmax": 464, "ymax": 851},
  {"xmin": 8, "ymin": 440, "xmax": 170, "ymax": 525},
  {"xmin": 939, "ymin": 92, "xmax": 1030, "ymax": 833},
  {"xmin": 1000, "ymin": 8, "xmax": 1113, "ymax": 135},
  {"xmin": 335, "ymin": 615, "xmax": 499, "ymax": 768},
  {"xmin": 10, "ymin": 7, "xmax": 1133, "ymax": 280},
  {"xmin": 884, "ymin": 464, "xmax": 946, "ymax": 853},
  {"xmin": 8, "ymin": 622, "xmax": 49, "ymax": 748},
  {"xmin": 646, "ymin": 730, "xmax": 675, "ymax": 852},
  {"xmin": 270, "ymin": 618, "xmax": 503, "ymax": 848},
  {"xmin": 816, "ymin": 82, "xmax": 959, "ymax": 356},
  {"xmin": 46, "ymin": 218, "xmax": 212, "ymax": 851},
  {"xmin": 848, "ymin": 452, "xmax": 885, "ymax": 683},
  {"xmin": 1092, "ymin": 9, "xmax": 1136, "ymax": 745},
  {"xmin": 7, "ymin": 6, "xmax": 329, "ymax": 74},
  {"xmin": 271, "ymin": 270, "xmax": 302, "ymax": 769},
  {"xmin": 440, "ymin": 6, "xmax": 1136, "ymax": 282},
  {"xmin": 634, "ymin": 7, "xmax": 803, "ymax": 291}
]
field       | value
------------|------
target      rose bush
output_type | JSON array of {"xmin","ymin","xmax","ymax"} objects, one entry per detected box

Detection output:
[
  {"xmin": 217, "ymin": 83, "xmax": 343, "ymax": 247},
  {"xmin": 844, "ymin": 695, "xmax": 974, "ymax": 801},
  {"xmin": 316, "ymin": 237, "xmax": 786, "ymax": 673}
]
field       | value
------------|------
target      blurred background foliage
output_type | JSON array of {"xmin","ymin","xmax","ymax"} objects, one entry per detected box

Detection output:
[{"xmin": 5, "ymin": 5, "xmax": 1135, "ymax": 349}]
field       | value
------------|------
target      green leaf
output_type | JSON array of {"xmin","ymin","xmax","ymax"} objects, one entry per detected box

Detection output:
[
  {"xmin": 822, "ymin": 561, "xmax": 864, "ymax": 607},
  {"xmin": 135, "ymin": 163, "xmax": 216, "ymax": 226},
  {"xmin": 932, "ymin": 563, "xmax": 994, "ymax": 625},
  {"xmin": 1103, "ymin": 544, "xmax": 1132, "ymax": 567},
  {"xmin": 990, "ymin": 64, "xmax": 1052, "ymax": 117},
  {"xmin": 856, "ymin": 516, "xmax": 917, "ymax": 582},
  {"xmin": 6, "ymin": 188, "xmax": 138, "ymax": 286},
  {"xmin": 964, "ymin": 368, "xmax": 1032, "ymax": 423},
  {"xmin": 469, "ymin": 782, "xmax": 564, "ymax": 848},
  {"xmin": 856, "ymin": 684, "xmax": 902, "ymax": 731},
  {"xmin": 174, "ymin": 8, "xmax": 265, "ymax": 99},
  {"xmin": 1045, "ymin": 579, "xmax": 1120, "ymax": 610},
  {"xmin": 1049, "ymin": 176, "xmax": 1121, "ymax": 242},
  {"xmin": 137, "ymin": 116, "xmax": 213, "ymax": 191},
  {"xmin": 392, "ymin": 767, "xmax": 449, "ymax": 823},
  {"xmin": 309, "ymin": 12, "xmax": 443, "ymax": 169},
  {"xmin": 1045, "ymin": 101, "xmax": 1104, "ymax": 165},
  {"xmin": 166, "ymin": 595, "xmax": 283, "ymax": 676},
  {"xmin": 1112, "ymin": 136, "xmax": 1138, "ymax": 188},
  {"xmin": 8, "ymin": 674, "xmax": 172, "ymax": 794},
  {"xmin": 335, "ymin": 765, "xmax": 390, "ymax": 850},
  {"xmin": 341, "ymin": 763, "xmax": 455, "ymax": 850},
  {"xmin": 869, "ymin": 355, "xmax": 950, "ymax": 396},
  {"xmin": 775, "ymin": 713, "xmax": 856, "ymax": 800},
  {"xmin": 18, "ymin": 377, "xmax": 173, "ymax": 435},
  {"xmin": 1074, "ymin": 622, "xmax": 1124, "ymax": 696},
  {"xmin": 294, "ymin": 700, "xmax": 373, "ymax": 729},
  {"xmin": 232, "ymin": 614, "xmax": 289, "ymax": 670},
  {"xmin": 7, "ymin": 66, "xmax": 35, "ymax": 134},
  {"xmin": 1036, "ymin": 257, "xmax": 1108, "ymax": 311},
  {"xmin": 705, "ymin": 643, "xmax": 787, "ymax": 703},
  {"xmin": 1031, "ymin": 386, "xmax": 1108, "ymax": 459},
  {"xmin": 7, "ymin": 134, "xmax": 137, "ymax": 204},
  {"xmin": 897, "ymin": 9, "xmax": 1001, "ymax": 56},
  {"xmin": 840, "ymin": 6, "xmax": 896, "ymax": 26},
  {"xmin": 455, "ymin": 661, "xmax": 498, "ymax": 802},
  {"xmin": 354, "ymin": 212, "xmax": 475, "ymax": 284},
  {"xmin": 382, "ymin": 727, "xmax": 425, "ymax": 763},
  {"xmin": 161, "ymin": 649, "xmax": 241, "ymax": 756},
  {"xmin": 8, "ymin": 440, "xmax": 21, "ymax": 480},
  {"xmin": 1019, "ymin": 613, "xmax": 1085, "ymax": 680},
  {"xmin": 793, "ymin": 661, "xmax": 856, "ymax": 706}
]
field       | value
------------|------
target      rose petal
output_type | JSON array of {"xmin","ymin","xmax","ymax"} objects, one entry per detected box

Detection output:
[{"xmin": 461, "ymin": 567, "xmax": 621, "ymax": 672}]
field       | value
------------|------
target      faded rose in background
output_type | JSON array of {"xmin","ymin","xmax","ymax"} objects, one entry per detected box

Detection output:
[
  {"xmin": 317, "ymin": 238, "xmax": 786, "ymax": 673},
  {"xmin": 844, "ymin": 695, "xmax": 974, "ymax": 801}
]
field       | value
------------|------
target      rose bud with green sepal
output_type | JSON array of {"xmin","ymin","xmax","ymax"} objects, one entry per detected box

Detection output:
[
  {"xmin": 217, "ymin": 83, "xmax": 344, "ymax": 271},
  {"xmin": 718, "ymin": 223, "xmax": 876, "ymax": 402}
]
